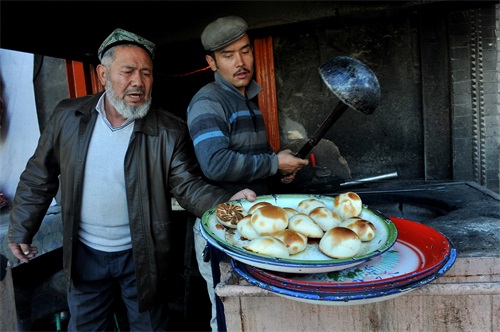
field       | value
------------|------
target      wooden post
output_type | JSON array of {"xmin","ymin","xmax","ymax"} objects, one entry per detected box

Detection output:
[
  {"xmin": 254, "ymin": 36, "xmax": 280, "ymax": 152},
  {"xmin": 65, "ymin": 60, "xmax": 103, "ymax": 98}
]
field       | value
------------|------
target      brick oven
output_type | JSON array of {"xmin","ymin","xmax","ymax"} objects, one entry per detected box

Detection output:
[{"xmin": 263, "ymin": 1, "xmax": 500, "ymax": 195}]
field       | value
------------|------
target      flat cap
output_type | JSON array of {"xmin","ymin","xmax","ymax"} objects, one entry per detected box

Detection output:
[
  {"xmin": 201, "ymin": 16, "xmax": 248, "ymax": 51},
  {"xmin": 98, "ymin": 28, "xmax": 156, "ymax": 61}
]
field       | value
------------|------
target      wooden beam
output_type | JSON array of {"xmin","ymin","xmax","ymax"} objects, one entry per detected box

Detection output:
[
  {"xmin": 254, "ymin": 36, "xmax": 280, "ymax": 152},
  {"xmin": 65, "ymin": 60, "xmax": 88, "ymax": 98},
  {"xmin": 65, "ymin": 61, "xmax": 103, "ymax": 97},
  {"xmin": 89, "ymin": 63, "xmax": 104, "ymax": 94}
]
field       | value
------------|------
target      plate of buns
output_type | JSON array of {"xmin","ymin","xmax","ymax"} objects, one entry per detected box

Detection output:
[{"xmin": 200, "ymin": 193, "xmax": 398, "ymax": 273}]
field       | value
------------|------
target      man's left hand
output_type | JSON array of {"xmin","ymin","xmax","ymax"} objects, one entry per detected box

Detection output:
[
  {"xmin": 230, "ymin": 189, "xmax": 256, "ymax": 202},
  {"xmin": 280, "ymin": 171, "xmax": 297, "ymax": 184}
]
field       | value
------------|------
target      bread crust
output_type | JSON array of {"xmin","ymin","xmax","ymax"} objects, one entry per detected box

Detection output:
[{"xmin": 216, "ymin": 202, "xmax": 247, "ymax": 228}]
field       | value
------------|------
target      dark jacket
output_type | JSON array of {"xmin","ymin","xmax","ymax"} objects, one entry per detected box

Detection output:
[{"xmin": 8, "ymin": 92, "xmax": 233, "ymax": 311}]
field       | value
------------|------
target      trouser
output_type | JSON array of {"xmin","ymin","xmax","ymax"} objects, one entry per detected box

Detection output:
[
  {"xmin": 67, "ymin": 241, "xmax": 169, "ymax": 331},
  {"xmin": 194, "ymin": 218, "xmax": 227, "ymax": 332}
]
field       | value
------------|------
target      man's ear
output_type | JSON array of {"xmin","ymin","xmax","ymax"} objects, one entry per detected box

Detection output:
[
  {"xmin": 205, "ymin": 54, "xmax": 217, "ymax": 72},
  {"xmin": 96, "ymin": 64, "xmax": 107, "ymax": 86}
]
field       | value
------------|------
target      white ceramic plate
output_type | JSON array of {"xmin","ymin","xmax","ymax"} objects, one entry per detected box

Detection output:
[{"xmin": 201, "ymin": 194, "xmax": 398, "ymax": 273}]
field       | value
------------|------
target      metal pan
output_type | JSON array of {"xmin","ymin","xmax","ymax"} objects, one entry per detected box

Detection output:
[{"xmin": 296, "ymin": 56, "xmax": 381, "ymax": 159}]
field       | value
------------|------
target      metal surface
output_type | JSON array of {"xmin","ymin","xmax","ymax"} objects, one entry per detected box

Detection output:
[
  {"xmin": 296, "ymin": 56, "xmax": 381, "ymax": 159},
  {"xmin": 277, "ymin": 179, "xmax": 500, "ymax": 257},
  {"xmin": 320, "ymin": 56, "xmax": 381, "ymax": 114},
  {"xmin": 340, "ymin": 172, "xmax": 398, "ymax": 187}
]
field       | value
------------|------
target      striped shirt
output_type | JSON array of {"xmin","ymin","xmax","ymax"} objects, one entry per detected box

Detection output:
[{"xmin": 187, "ymin": 71, "xmax": 278, "ymax": 195}]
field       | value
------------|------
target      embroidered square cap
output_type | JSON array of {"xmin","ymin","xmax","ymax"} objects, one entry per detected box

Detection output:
[
  {"xmin": 98, "ymin": 28, "xmax": 156, "ymax": 60},
  {"xmin": 201, "ymin": 16, "xmax": 248, "ymax": 51}
]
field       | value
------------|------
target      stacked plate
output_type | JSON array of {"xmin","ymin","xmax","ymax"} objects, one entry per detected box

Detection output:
[
  {"xmin": 201, "ymin": 194, "xmax": 456, "ymax": 305},
  {"xmin": 201, "ymin": 194, "xmax": 398, "ymax": 273},
  {"xmin": 230, "ymin": 217, "xmax": 456, "ymax": 305}
]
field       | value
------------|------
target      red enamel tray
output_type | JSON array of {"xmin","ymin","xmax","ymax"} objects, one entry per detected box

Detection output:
[{"xmin": 245, "ymin": 217, "xmax": 452, "ymax": 290}]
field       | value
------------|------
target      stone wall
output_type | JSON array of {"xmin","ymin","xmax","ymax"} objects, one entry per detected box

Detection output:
[
  {"xmin": 273, "ymin": 3, "xmax": 500, "ymax": 193},
  {"xmin": 449, "ymin": 4, "xmax": 500, "ymax": 193}
]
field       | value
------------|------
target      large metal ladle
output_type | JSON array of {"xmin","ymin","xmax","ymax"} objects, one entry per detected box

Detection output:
[{"xmin": 296, "ymin": 56, "xmax": 381, "ymax": 159}]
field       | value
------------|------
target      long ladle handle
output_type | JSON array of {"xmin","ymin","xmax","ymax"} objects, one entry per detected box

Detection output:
[{"xmin": 296, "ymin": 102, "xmax": 349, "ymax": 159}]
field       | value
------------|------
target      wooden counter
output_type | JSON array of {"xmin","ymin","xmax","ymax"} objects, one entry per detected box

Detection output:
[
  {"xmin": 0, "ymin": 262, "xmax": 18, "ymax": 331},
  {"xmin": 214, "ymin": 182, "xmax": 500, "ymax": 331},
  {"xmin": 216, "ymin": 256, "xmax": 500, "ymax": 331}
]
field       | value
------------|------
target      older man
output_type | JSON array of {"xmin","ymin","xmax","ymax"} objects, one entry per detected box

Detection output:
[{"xmin": 8, "ymin": 28, "xmax": 255, "ymax": 331}]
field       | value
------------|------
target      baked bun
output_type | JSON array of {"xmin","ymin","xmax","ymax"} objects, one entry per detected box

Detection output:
[
  {"xmin": 215, "ymin": 203, "xmax": 247, "ymax": 228},
  {"xmin": 340, "ymin": 217, "xmax": 376, "ymax": 241},
  {"xmin": 243, "ymin": 236, "xmax": 290, "ymax": 258},
  {"xmin": 248, "ymin": 201, "xmax": 273, "ymax": 215},
  {"xmin": 319, "ymin": 227, "xmax": 361, "ymax": 259},
  {"xmin": 251, "ymin": 205, "xmax": 288, "ymax": 236},
  {"xmin": 309, "ymin": 206, "xmax": 341, "ymax": 232},
  {"xmin": 236, "ymin": 215, "xmax": 260, "ymax": 240},
  {"xmin": 288, "ymin": 213, "xmax": 324, "ymax": 238},
  {"xmin": 297, "ymin": 198, "xmax": 327, "ymax": 215},
  {"xmin": 333, "ymin": 192, "xmax": 363, "ymax": 221},
  {"xmin": 283, "ymin": 207, "xmax": 299, "ymax": 220},
  {"xmin": 271, "ymin": 229, "xmax": 308, "ymax": 255}
]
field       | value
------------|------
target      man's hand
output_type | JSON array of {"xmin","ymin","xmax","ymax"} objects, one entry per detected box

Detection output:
[
  {"xmin": 230, "ymin": 189, "xmax": 257, "ymax": 202},
  {"xmin": 8, "ymin": 242, "xmax": 38, "ymax": 264},
  {"xmin": 277, "ymin": 149, "xmax": 309, "ymax": 183},
  {"xmin": 281, "ymin": 170, "xmax": 298, "ymax": 184}
]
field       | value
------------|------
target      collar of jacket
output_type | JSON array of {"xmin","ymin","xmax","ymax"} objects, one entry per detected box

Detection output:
[{"xmin": 75, "ymin": 91, "xmax": 160, "ymax": 137}]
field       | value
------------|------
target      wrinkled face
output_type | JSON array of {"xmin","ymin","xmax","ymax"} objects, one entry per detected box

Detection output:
[
  {"xmin": 207, "ymin": 34, "xmax": 254, "ymax": 95},
  {"xmin": 98, "ymin": 45, "xmax": 153, "ymax": 119}
]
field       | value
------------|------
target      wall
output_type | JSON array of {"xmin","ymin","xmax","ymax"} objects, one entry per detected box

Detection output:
[
  {"xmin": 270, "ymin": 3, "xmax": 499, "ymax": 193},
  {"xmin": 0, "ymin": 50, "xmax": 68, "ymax": 206},
  {"xmin": 273, "ymin": 10, "xmax": 426, "ymax": 181},
  {"xmin": 449, "ymin": 5, "xmax": 500, "ymax": 193},
  {"xmin": 0, "ymin": 50, "xmax": 40, "ymax": 203}
]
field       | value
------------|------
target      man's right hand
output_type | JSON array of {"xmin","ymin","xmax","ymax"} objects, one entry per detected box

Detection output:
[
  {"xmin": 277, "ymin": 149, "xmax": 309, "ymax": 178},
  {"xmin": 8, "ymin": 242, "xmax": 38, "ymax": 264}
]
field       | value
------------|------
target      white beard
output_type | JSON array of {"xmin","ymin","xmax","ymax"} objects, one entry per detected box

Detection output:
[{"xmin": 105, "ymin": 79, "xmax": 151, "ymax": 120}]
